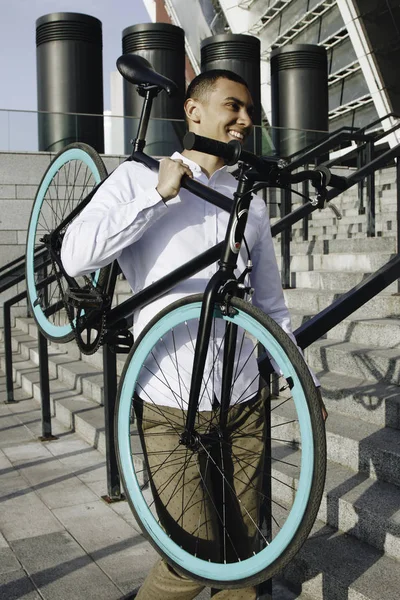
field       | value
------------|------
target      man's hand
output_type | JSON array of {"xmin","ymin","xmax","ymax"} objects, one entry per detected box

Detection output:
[{"xmin": 156, "ymin": 158, "xmax": 194, "ymax": 202}]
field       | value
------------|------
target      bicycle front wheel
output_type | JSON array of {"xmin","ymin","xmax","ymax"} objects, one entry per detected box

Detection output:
[
  {"xmin": 26, "ymin": 143, "xmax": 108, "ymax": 342},
  {"xmin": 116, "ymin": 294, "xmax": 326, "ymax": 588}
]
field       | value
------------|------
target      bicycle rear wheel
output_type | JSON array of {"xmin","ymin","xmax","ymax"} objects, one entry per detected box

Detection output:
[
  {"xmin": 116, "ymin": 294, "xmax": 326, "ymax": 588},
  {"xmin": 26, "ymin": 143, "xmax": 108, "ymax": 342}
]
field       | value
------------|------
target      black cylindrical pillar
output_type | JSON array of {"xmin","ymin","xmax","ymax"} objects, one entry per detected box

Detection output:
[
  {"xmin": 122, "ymin": 23, "xmax": 185, "ymax": 156},
  {"xmin": 36, "ymin": 13, "xmax": 104, "ymax": 153},
  {"xmin": 270, "ymin": 44, "xmax": 328, "ymax": 158},
  {"xmin": 201, "ymin": 34, "xmax": 261, "ymax": 152}
]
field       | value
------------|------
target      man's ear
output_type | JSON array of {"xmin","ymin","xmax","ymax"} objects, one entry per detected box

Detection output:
[{"xmin": 184, "ymin": 98, "xmax": 201, "ymax": 124}]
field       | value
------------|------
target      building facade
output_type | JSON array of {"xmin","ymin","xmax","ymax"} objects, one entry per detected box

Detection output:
[{"xmin": 143, "ymin": 0, "xmax": 400, "ymax": 144}]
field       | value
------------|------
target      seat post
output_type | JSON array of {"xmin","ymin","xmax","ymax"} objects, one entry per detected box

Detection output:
[{"xmin": 132, "ymin": 86, "xmax": 159, "ymax": 153}]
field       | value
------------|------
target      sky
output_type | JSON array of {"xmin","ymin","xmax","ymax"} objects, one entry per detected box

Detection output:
[{"xmin": 0, "ymin": 0, "xmax": 150, "ymax": 112}]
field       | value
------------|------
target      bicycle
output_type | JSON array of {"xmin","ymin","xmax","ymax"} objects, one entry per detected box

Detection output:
[{"xmin": 25, "ymin": 53, "xmax": 346, "ymax": 588}]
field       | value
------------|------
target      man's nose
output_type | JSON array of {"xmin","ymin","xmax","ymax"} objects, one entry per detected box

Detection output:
[{"xmin": 238, "ymin": 109, "xmax": 253, "ymax": 129}]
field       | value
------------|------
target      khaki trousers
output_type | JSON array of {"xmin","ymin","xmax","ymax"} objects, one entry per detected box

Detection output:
[{"xmin": 135, "ymin": 395, "xmax": 266, "ymax": 600}]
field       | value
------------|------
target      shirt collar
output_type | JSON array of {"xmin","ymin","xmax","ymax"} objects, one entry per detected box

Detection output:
[{"xmin": 171, "ymin": 151, "xmax": 228, "ymax": 181}]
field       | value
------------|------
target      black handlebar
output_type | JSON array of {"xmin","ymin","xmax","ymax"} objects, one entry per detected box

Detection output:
[
  {"xmin": 182, "ymin": 132, "xmax": 348, "ymax": 193},
  {"xmin": 183, "ymin": 132, "xmax": 281, "ymax": 173},
  {"xmin": 183, "ymin": 132, "xmax": 242, "ymax": 166}
]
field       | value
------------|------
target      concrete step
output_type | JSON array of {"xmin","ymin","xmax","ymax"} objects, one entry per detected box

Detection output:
[
  {"xmin": 272, "ymin": 400, "xmax": 400, "ymax": 487},
  {"xmin": 272, "ymin": 450, "xmax": 400, "ymax": 561},
  {"xmin": 286, "ymin": 253, "xmax": 395, "ymax": 273},
  {"xmin": 305, "ymin": 338, "xmax": 400, "ymax": 386},
  {"xmin": 290, "ymin": 310, "xmax": 400, "ymax": 349},
  {"xmin": 317, "ymin": 370, "xmax": 400, "ymax": 430},
  {"xmin": 13, "ymin": 317, "xmax": 127, "ymax": 378},
  {"xmin": 282, "ymin": 516, "xmax": 400, "ymax": 600},
  {"xmin": 2, "ymin": 327, "xmax": 106, "ymax": 406},
  {"xmin": 273, "ymin": 236, "xmax": 397, "ymax": 256},
  {"xmin": 289, "ymin": 230, "xmax": 396, "ymax": 242},
  {"xmin": 287, "ymin": 270, "xmax": 397, "ymax": 292},
  {"xmin": 283, "ymin": 289, "xmax": 400, "ymax": 319},
  {"xmin": 287, "ymin": 224, "xmax": 396, "ymax": 241}
]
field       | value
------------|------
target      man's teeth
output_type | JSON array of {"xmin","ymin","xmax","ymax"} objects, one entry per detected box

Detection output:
[{"xmin": 229, "ymin": 131, "xmax": 244, "ymax": 140}]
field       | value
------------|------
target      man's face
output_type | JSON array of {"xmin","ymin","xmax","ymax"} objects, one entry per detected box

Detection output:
[{"xmin": 192, "ymin": 78, "xmax": 254, "ymax": 145}]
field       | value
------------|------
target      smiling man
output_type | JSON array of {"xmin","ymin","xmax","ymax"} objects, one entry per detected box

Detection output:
[{"xmin": 61, "ymin": 69, "xmax": 325, "ymax": 600}]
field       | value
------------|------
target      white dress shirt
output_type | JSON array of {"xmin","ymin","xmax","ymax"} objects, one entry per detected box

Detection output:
[{"xmin": 61, "ymin": 152, "xmax": 316, "ymax": 408}]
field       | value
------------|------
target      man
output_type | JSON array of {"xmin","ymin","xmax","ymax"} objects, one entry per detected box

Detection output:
[{"xmin": 62, "ymin": 69, "xmax": 326, "ymax": 599}]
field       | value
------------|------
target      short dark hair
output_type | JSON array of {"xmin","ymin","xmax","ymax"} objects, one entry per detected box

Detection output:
[{"xmin": 185, "ymin": 69, "xmax": 249, "ymax": 103}]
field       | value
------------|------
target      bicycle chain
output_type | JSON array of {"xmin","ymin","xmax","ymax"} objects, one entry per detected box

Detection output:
[{"xmin": 49, "ymin": 251, "xmax": 107, "ymax": 355}]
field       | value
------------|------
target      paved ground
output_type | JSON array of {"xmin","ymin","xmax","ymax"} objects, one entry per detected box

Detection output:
[{"xmin": 0, "ymin": 371, "xmax": 303, "ymax": 600}]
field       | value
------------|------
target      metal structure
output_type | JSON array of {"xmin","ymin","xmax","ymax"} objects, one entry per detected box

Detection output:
[
  {"xmin": 36, "ymin": 12, "xmax": 104, "ymax": 153},
  {"xmin": 201, "ymin": 33, "xmax": 261, "ymax": 152},
  {"xmin": 270, "ymin": 44, "xmax": 329, "ymax": 157},
  {"xmin": 150, "ymin": 0, "xmax": 400, "ymax": 143},
  {"xmin": 122, "ymin": 23, "xmax": 185, "ymax": 156}
]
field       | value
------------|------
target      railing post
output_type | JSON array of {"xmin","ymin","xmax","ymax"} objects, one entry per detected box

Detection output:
[
  {"xmin": 280, "ymin": 187, "xmax": 292, "ymax": 288},
  {"xmin": 366, "ymin": 140, "xmax": 376, "ymax": 236},
  {"xmin": 3, "ymin": 300, "xmax": 17, "ymax": 404},
  {"xmin": 357, "ymin": 142, "xmax": 365, "ymax": 214},
  {"xmin": 302, "ymin": 165, "xmax": 309, "ymax": 241},
  {"xmin": 38, "ymin": 331, "xmax": 55, "ymax": 440},
  {"xmin": 397, "ymin": 156, "xmax": 400, "ymax": 294},
  {"xmin": 102, "ymin": 342, "xmax": 123, "ymax": 502}
]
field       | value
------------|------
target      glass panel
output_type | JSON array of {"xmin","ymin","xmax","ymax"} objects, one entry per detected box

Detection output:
[
  {"xmin": 8, "ymin": 111, "xmax": 38, "ymax": 152},
  {"xmin": 0, "ymin": 109, "xmax": 336, "ymax": 160},
  {"xmin": 329, "ymin": 38, "xmax": 357, "ymax": 74},
  {"xmin": 291, "ymin": 20, "xmax": 320, "ymax": 45},
  {"xmin": 0, "ymin": 110, "xmax": 9, "ymax": 151},
  {"xmin": 319, "ymin": 4, "xmax": 344, "ymax": 41},
  {"xmin": 329, "ymin": 81, "xmax": 343, "ymax": 112},
  {"xmin": 280, "ymin": 0, "xmax": 309, "ymax": 33},
  {"xmin": 329, "ymin": 102, "xmax": 378, "ymax": 132},
  {"xmin": 342, "ymin": 71, "xmax": 369, "ymax": 105}
]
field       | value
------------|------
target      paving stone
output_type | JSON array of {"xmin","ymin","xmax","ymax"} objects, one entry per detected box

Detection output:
[
  {"xmin": 2, "ymin": 440, "xmax": 52, "ymax": 464},
  {"xmin": 24, "ymin": 467, "xmax": 100, "ymax": 510},
  {"xmin": 0, "ymin": 475, "xmax": 65, "ymax": 541},
  {"xmin": 10, "ymin": 531, "xmax": 121, "ymax": 599},
  {"xmin": 0, "ymin": 547, "xmax": 21, "ymax": 574},
  {"xmin": 0, "ymin": 569, "xmax": 42, "ymax": 600},
  {"xmin": 52, "ymin": 501, "xmax": 155, "ymax": 591}
]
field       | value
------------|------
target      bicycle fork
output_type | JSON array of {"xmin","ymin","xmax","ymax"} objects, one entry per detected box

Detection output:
[{"xmin": 180, "ymin": 166, "xmax": 254, "ymax": 448}]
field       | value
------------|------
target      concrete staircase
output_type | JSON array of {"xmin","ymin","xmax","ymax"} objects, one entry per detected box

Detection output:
[
  {"xmin": 1, "ymin": 165, "xmax": 400, "ymax": 598},
  {"xmin": 270, "ymin": 166, "xmax": 400, "ymax": 598}
]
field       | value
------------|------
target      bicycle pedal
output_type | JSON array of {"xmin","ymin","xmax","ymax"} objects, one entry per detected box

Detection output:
[
  {"xmin": 106, "ymin": 330, "xmax": 134, "ymax": 354},
  {"xmin": 65, "ymin": 287, "xmax": 104, "ymax": 309}
]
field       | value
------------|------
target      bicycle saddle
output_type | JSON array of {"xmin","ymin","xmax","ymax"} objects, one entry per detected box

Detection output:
[{"xmin": 116, "ymin": 54, "xmax": 178, "ymax": 97}]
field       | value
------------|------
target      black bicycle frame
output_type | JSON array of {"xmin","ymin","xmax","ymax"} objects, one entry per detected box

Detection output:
[
  {"xmin": 182, "ymin": 165, "xmax": 255, "ymax": 443},
  {"xmin": 43, "ymin": 145, "xmax": 260, "ymax": 442}
]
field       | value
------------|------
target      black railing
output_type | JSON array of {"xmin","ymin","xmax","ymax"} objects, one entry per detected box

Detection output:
[
  {"xmin": 1, "ymin": 249, "xmax": 54, "ymax": 440},
  {"xmin": 276, "ymin": 115, "xmax": 400, "ymax": 286}
]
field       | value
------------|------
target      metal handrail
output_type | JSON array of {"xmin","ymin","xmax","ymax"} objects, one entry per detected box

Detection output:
[{"xmin": 0, "ymin": 247, "xmax": 48, "ymax": 294}]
